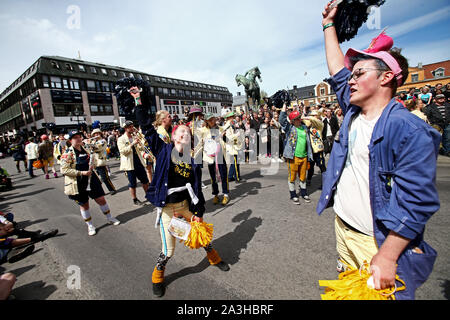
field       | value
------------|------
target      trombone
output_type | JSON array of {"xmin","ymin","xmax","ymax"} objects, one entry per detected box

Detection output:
[{"xmin": 132, "ymin": 129, "xmax": 156, "ymax": 163}]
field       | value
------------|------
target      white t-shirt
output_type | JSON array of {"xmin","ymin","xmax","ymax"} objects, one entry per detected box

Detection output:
[
  {"xmin": 25, "ymin": 142, "xmax": 39, "ymax": 160},
  {"xmin": 333, "ymin": 113, "xmax": 380, "ymax": 237}
]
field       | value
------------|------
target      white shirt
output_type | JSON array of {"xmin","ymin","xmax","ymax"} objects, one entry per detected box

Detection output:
[
  {"xmin": 333, "ymin": 113, "xmax": 380, "ymax": 237},
  {"xmin": 25, "ymin": 142, "xmax": 39, "ymax": 160}
]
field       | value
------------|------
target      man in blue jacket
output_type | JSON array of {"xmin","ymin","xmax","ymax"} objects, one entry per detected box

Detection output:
[{"xmin": 318, "ymin": 3, "xmax": 440, "ymax": 299}]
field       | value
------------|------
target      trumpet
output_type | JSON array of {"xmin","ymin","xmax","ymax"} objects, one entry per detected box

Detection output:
[{"xmin": 132, "ymin": 129, "xmax": 156, "ymax": 163}]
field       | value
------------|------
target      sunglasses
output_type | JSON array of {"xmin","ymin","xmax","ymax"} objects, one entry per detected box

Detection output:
[{"xmin": 348, "ymin": 68, "xmax": 388, "ymax": 82}]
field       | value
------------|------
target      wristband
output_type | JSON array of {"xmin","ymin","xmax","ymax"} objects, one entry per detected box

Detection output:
[
  {"xmin": 134, "ymin": 97, "xmax": 142, "ymax": 106},
  {"xmin": 323, "ymin": 23, "xmax": 334, "ymax": 31}
]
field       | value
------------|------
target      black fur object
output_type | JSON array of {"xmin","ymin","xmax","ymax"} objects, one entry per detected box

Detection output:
[
  {"xmin": 113, "ymin": 77, "xmax": 153, "ymax": 117},
  {"xmin": 334, "ymin": 0, "xmax": 386, "ymax": 43},
  {"xmin": 270, "ymin": 90, "xmax": 291, "ymax": 109}
]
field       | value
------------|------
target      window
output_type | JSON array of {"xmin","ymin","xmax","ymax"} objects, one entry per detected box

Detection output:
[
  {"xmin": 65, "ymin": 63, "xmax": 74, "ymax": 71},
  {"xmin": 42, "ymin": 75, "xmax": 50, "ymax": 88},
  {"xmin": 161, "ymin": 78, "xmax": 167, "ymax": 83},
  {"xmin": 170, "ymin": 89, "xmax": 176, "ymax": 95},
  {"xmin": 411, "ymin": 74, "xmax": 419, "ymax": 83},
  {"xmin": 90, "ymin": 105, "xmax": 114, "ymax": 115},
  {"xmin": 53, "ymin": 104, "xmax": 82, "ymax": 117},
  {"xmin": 102, "ymin": 82, "xmax": 110, "ymax": 92},
  {"xmin": 144, "ymin": 75, "xmax": 150, "ymax": 81},
  {"xmin": 87, "ymin": 80, "xmax": 96, "ymax": 91},
  {"xmin": 173, "ymin": 80, "xmax": 179, "ymax": 85},
  {"xmin": 79, "ymin": 65, "xmax": 86, "ymax": 72},
  {"xmin": 111, "ymin": 70, "xmax": 117, "ymax": 77},
  {"xmin": 136, "ymin": 74, "xmax": 142, "ymax": 80},
  {"xmin": 320, "ymin": 88, "xmax": 325, "ymax": 96},
  {"xmin": 32, "ymin": 78, "xmax": 37, "ymax": 88},
  {"xmin": 90, "ymin": 67, "xmax": 98, "ymax": 74},
  {"xmin": 101, "ymin": 68, "xmax": 108, "ymax": 75},
  {"xmin": 433, "ymin": 68, "xmax": 445, "ymax": 78},
  {"xmin": 129, "ymin": 72, "xmax": 134, "ymax": 78},
  {"xmin": 63, "ymin": 79, "xmax": 69, "ymax": 89},
  {"xmin": 184, "ymin": 81, "xmax": 189, "ymax": 86},
  {"xmin": 70, "ymin": 79, "xmax": 80, "ymax": 90},
  {"xmin": 51, "ymin": 61, "xmax": 60, "ymax": 69},
  {"xmin": 155, "ymin": 77, "xmax": 161, "ymax": 82},
  {"xmin": 167, "ymin": 79, "xmax": 173, "ymax": 84},
  {"xmin": 157, "ymin": 87, "xmax": 163, "ymax": 94},
  {"xmin": 50, "ymin": 76, "xmax": 62, "ymax": 89},
  {"xmin": 185, "ymin": 90, "xmax": 191, "ymax": 97},
  {"xmin": 193, "ymin": 83, "xmax": 198, "ymax": 87},
  {"xmin": 163, "ymin": 88, "xmax": 169, "ymax": 95}
]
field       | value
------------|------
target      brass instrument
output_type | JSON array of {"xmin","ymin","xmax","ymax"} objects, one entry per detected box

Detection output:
[
  {"xmin": 132, "ymin": 129, "xmax": 156, "ymax": 163},
  {"xmin": 81, "ymin": 136, "xmax": 102, "ymax": 191}
]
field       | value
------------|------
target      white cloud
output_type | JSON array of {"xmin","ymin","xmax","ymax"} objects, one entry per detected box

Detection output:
[{"xmin": 0, "ymin": 0, "xmax": 449, "ymax": 97}]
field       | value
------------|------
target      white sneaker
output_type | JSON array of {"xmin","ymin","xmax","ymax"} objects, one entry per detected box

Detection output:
[
  {"xmin": 88, "ymin": 224, "xmax": 97, "ymax": 236},
  {"xmin": 302, "ymin": 195, "xmax": 311, "ymax": 203},
  {"xmin": 291, "ymin": 197, "xmax": 300, "ymax": 205},
  {"xmin": 278, "ymin": 158, "xmax": 284, "ymax": 163},
  {"xmin": 108, "ymin": 217, "xmax": 121, "ymax": 226},
  {"xmin": 202, "ymin": 182, "xmax": 207, "ymax": 189},
  {"xmin": 271, "ymin": 158, "xmax": 277, "ymax": 163}
]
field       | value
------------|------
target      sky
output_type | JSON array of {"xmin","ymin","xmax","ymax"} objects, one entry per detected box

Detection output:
[{"xmin": 0, "ymin": 0, "xmax": 449, "ymax": 97}]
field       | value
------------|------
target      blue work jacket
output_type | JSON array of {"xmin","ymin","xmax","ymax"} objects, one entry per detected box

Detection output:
[{"xmin": 317, "ymin": 68, "xmax": 441, "ymax": 300}]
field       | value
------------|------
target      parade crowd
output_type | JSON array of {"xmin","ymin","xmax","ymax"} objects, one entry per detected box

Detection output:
[{"xmin": 0, "ymin": 1, "xmax": 448, "ymax": 300}]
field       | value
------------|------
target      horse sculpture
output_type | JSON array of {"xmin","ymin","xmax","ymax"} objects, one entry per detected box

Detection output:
[{"xmin": 235, "ymin": 67, "xmax": 262, "ymax": 109}]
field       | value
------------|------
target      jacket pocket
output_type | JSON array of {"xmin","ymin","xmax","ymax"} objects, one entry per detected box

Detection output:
[
  {"xmin": 404, "ymin": 241, "xmax": 437, "ymax": 289},
  {"xmin": 378, "ymin": 168, "xmax": 394, "ymax": 201}
]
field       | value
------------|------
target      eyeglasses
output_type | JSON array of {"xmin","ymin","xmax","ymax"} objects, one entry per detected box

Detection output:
[{"xmin": 348, "ymin": 68, "xmax": 388, "ymax": 82}]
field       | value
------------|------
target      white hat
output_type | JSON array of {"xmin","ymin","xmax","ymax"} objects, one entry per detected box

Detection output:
[{"xmin": 221, "ymin": 108, "xmax": 231, "ymax": 117}]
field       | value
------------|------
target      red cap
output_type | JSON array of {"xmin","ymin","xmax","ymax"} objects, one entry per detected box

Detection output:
[
  {"xmin": 171, "ymin": 125, "xmax": 180, "ymax": 136},
  {"xmin": 41, "ymin": 134, "xmax": 48, "ymax": 141},
  {"xmin": 288, "ymin": 111, "xmax": 301, "ymax": 121}
]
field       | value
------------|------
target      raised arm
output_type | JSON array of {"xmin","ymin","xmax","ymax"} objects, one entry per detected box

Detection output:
[{"xmin": 322, "ymin": 2, "xmax": 345, "ymax": 77}]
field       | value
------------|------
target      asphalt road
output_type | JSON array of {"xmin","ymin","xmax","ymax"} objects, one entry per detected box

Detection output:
[{"xmin": 0, "ymin": 155, "xmax": 449, "ymax": 300}]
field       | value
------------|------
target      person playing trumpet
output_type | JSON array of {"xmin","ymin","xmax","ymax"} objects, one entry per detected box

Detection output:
[
  {"xmin": 118, "ymin": 121, "xmax": 149, "ymax": 206},
  {"xmin": 60, "ymin": 130, "xmax": 120, "ymax": 236},
  {"xmin": 91, "ymin": 128, "xmax": 117, "ymax": 195}
]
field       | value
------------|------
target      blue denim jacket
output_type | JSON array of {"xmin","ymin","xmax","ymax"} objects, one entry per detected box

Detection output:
[
  {"xmin": 279, "ymin": 111, "xmax": 313, "ymax": 161},
  {"xmin": 317, "ymin": 68, "xmax": 441, "ymax": 299}
]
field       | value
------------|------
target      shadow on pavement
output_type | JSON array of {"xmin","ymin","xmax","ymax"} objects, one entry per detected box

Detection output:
[
  {"xmin": 115, "ymin": 204, "xmax": 152, "ymax": 224},
  {"xmin": 4, "ymin": 264, "xmax": 36, "ymax": 277},
  {"xmin": 164, "ymin": 209, "xmax": 262, "ymax": 286},
  {"xmin": 1, "ymin": 188, "xmax": 54, "ymax": 202},
  {"xmin": 439, "ymin": 279, "xmax": 450, "ymax": 300},
  {"xmin": 17, "ymin": 219, "xmax": 48, "ymax": 229},
  {"xmin": 11, "ymin": 280, "xmax": 57, "ymax": 300}
]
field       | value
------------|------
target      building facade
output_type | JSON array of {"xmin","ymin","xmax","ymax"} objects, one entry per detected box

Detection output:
[
  {"xmin": 0, "ymin": 56, "xmax": 233, "ymax": 140},
  {"xmin": 288, "ymin": 81, "xmax": 337, "ymax": 107},
  {"xmin": 397, "ymin": 59, "xmax": 450, "ymax": 93}
]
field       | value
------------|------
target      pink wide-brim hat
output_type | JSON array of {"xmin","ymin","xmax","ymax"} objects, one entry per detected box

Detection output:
[{"xmin": 344, "ymin": 32, "xmax": 403, "ymax": 86}]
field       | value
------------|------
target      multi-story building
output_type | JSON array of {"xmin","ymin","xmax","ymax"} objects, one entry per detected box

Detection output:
[
  {"xmin": 397, "ymin": 59, "xmax": 450, "ymax": 93},
  {"xmin": 0, "ymin": 56, "xmax": 233, "ymax": 140},
  {"xmin": 288, "ymin": 81, "xmax": 337, "ymax": 107}
]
